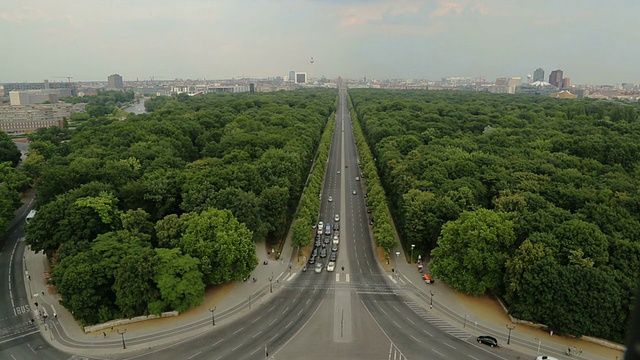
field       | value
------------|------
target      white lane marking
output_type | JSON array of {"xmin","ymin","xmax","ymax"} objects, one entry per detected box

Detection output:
[
  {"xmin": 297, "ymin": 308, "xmax": 304, "ymax": 316},
  {"xmin": 392, "ymin": 321, "xmax": 401, "ymax": 328},
  {"xmin": 468, "ymin": 356, "xmax": 479, "ymax": 360},
  {"xmin": 233, "ymin": 327, "xmax": 244, "ymax": 335},
  {"xmin": 405, "ymin": 317, "xmax": 415, "ymax": 325},
  {"xmin": 269, "ymin": 333, "xmax": 279, "ymax": 342},
  {"xmin": 211, "ymin": 339, "xmax": 223, "ymax": 347},
  {"xmin": 388, "ymin": 275, "xmax": 397, "ymax": 284},
  {"xmin": 392, "ymin": 305, "xmax": 400, "ymax": 312},
  {"xmin": 410, "ymin": 335, "xmax": 420, "ymax": 342},
  {"xmin": 187, "ymin": 351, "xmax": 202, "ymax": 359},
  {"xmin": 269, "ymin": 297, "xmax": 326, "ymax": 358},
  {"xmin": 432, "ymin": 349, "xmax": 445, "ymax": 357},
  {"xmin": 336, "ymin": 273, "xmax": 340, "ymax": 282},
  {"xmin": 285, "ymin": 320, "xmax": 293, "ymax": 329},
  {"xmin": 251, "ymin": 330, "xmax": 262, "ymax": 338},
  {"xmin": 346, "ymin": 273, "xmax": 350, "ymax": 282},
  {"xmin": 443, "ymin": 342, "xmax": 456, "ymax": 350},
  {"xmin": 251, "ymin": 316, "xmax": 262, "ymax": 323},
  {"xmin": 249, "ymin": 347, "xmax": 260, "ymax": 356},
  {"xmin": 282, "ymin": 306, "xmax": 289, "ymax": 313},
  {"xmin": 423, "ymin": 329, "xmax": 433, "ymax": 337},
  {"xmin": 231, "ymin": 343, "xmax": 244, "ymax": 352},
  {"xmin": 268, "ymin": 319, "xmax": 277, "ymax": 326},
  {"xmin": 286, "ymin": 273, "xmax": 297, "ymax": 281}
]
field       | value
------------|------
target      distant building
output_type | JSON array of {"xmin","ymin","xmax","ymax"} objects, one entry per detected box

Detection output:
[
  {"xmin": 9, "ymin": 90, "xmax": 60, "ymax": 105},
  {"xmin": 489, "ymin": 77, "xmax": 521, "ymax": 94},
  {"xmin": 548, "ymin": 70, "xmax": 563, "ymax": 88},
  {"xmin": 0, "ymin": 103, "xmax": 85, "ymax": 134},
  {"xmin": 107, "ymin": 74, "xmax": 124, "ymax": 89},
  {"xmin": 515, "ymin": 80, "xmax": 558, "ymax": 96},
  {"xmin": 562, "ymin": 77, "xmax": 571, "ymax": 88},
  {"xmin": 289, "ymin": 71, "xmax": 296, "ymax": 82},
  {"xmin": 295, "ymin": 72, "xmax": 307, "ymax": 84},
  {"xmin": 533, "ymin": 68, "xmax": 545, "ymax": 82},
  {"xmin": 550, "ymin": 90, "xmax": 578, "ymax": 99},
  {"xmin": 2, "ymin": 80, "xmax": 74, "ymax": 97}
]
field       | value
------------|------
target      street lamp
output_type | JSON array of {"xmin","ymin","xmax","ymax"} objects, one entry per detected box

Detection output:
[
  {"xmin": 535, "ymin": 337, "xmax": 541, "ymax": 354},
  {"xmin": 209, "ymin": 307, "xmax": 216, "ymax": 326},
  {"xmin": 429, "ymin": 291, "xmax": 434, "ymax": 309},
  {"xmin": 411, "ymin": 244, "xmax": 415, "ymax": 264},
  {"xmin": 506, "ymin": 324, "xmax": 515, "ymax": 345},
  {"xmin": 116, "ymin": 328, "xmax": 127, "ymax": 349},
  {"xmin": 269, "ymin": 273, "xmax": 273, "ymax": 293}
]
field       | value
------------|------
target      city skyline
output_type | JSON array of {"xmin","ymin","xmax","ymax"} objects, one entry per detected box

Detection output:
[{"xmin": 1, "ymin": 0, "xmax": 639, "ymax": 84}]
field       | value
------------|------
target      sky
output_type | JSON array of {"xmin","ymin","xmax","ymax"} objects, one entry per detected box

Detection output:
[{"xmin": 1, "ymin": 0, "xmax": 639, "ymax": 85}]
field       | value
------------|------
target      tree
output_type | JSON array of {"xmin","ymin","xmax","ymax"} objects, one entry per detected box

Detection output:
[
  {"xmin": 430, "ymin": 209, "xmax": 515, "ymax": 296},
  {"xmin": 178, "ymin": 208, "xmax": 257, "ymax": 285},
  {"xmin": 153, "ymin": 248, "xmax": 205, "ymax": 313}
]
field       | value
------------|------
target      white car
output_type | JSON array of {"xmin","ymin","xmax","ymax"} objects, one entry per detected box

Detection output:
[
  {"xmin": 356, "ymin": 176, "xmax": 360, "ymax": 181},
  {"xmin": 326, "ymin": 261, "xmax": 335, "ymax": 272},
  {"xmin": 352, "ymin": 190, "xmax": 357, "ymax": 195},
  {"xmin": 315, "ymin": 262, "xmax": 324, "ymax": 273},
  {"xmin": 328, "ymin": 196, "xmax": 333, "ymax": 202},
  {"xmin": 334, "ymin": 214, "xmax": 340, "ymax": 222},
  {"xmin": 337, "ymin": 170, "xmax": 340, "ymax": 174},
  {"xmin": 333, "ymin": 234, "xmax": 339, "ymax": 245}
]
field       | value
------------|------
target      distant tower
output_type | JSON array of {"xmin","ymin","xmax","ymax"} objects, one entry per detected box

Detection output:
[
  {"xmin": 527, "ymin": 74, "xmax": 532, "ymax": 84},
  {"xmin": 310, "ymin": 57, "xmax": 315, "ymax": 83},
  {"xmin": 549, "ymin": 69, "xmax": 563, "ymax": 88},
  {"xmin": 533, "ymin": 68, "xmax": 545, "ymax": 82},
  {"xmin": 108, "ymin": 74, "xmax": 124, "ymax": 89}
]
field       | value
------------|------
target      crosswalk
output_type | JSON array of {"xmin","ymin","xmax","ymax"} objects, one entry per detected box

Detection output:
[{"xmin": 404, "ymin": 301, "xmax": 471, "ymax": 341}]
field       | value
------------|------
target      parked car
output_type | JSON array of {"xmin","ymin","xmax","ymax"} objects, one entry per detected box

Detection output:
[
  {"xmin": 327, "ymin": 261, "xmax": 336, "ymax": 272},
  {"xmin": 337, "ymin": 170, "xmax": 340, "ymax": 174},
  {"xmin": 311, "ymin": 248, "xmax": 318, "ymax": 258},
  {"xmin": 324, "ymin": 236, "xmax": 331, "ymax": 244},
  {"xmin": 477, "ymin": 336, "xmax": 498, "ymax": 348},
  {"xmin": 356, "ymin": 176, "xmax": 360, "ymax": 181},
  {"xmin": 315, "ymin": 262, "xmax": 323, "ymax": 273}
]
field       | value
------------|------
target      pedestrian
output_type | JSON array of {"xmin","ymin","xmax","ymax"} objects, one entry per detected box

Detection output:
[
  {"xmin": 550, "ymin": 330, "xmax": 553, "ymax": 336},
  {"xmin": 103, "ymin": 332, "xmax": 107, "ymax": 337}
]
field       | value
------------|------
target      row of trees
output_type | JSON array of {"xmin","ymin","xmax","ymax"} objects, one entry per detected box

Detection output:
[
  {"xmin": 26, "ymin": 89, "xmax": 336, "ymax": 324},
  {"xmin": 350, "ymin": 89, "xmax": 640, "ymax": 343},
  {"xmin": 0, "ymin": 131, "xmax": 30, "ymax": 231}
]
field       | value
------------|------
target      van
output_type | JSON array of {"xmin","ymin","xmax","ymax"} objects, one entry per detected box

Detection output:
[
  {"xmin": 325, "ymin": 224, "xmax": 331, "ymax": 236},
  {"xmin": 25, "ymin": 210, "xmax": 36, "ymax": 223}
]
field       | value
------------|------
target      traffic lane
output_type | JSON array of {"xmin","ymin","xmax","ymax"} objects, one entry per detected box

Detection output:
[
  {"xmin": 124, "ymin": 286, "xmax": 327, "ymax": 360},
  {"xmin": 0, "ymin": 332, "xmax": 70, "ymax": 360},
  {"xmin": 270, "ymin": 288, "xmax": 391, "ymax": 360}
]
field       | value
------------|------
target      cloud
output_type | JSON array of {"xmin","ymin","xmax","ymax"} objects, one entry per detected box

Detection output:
[
  {"xmin": 0, "ymin": 6, "xmax": 48, "ymax": 23},
  {"xmin": 429, "ymin": 1, "xmax": 464, "ymax": 19}
]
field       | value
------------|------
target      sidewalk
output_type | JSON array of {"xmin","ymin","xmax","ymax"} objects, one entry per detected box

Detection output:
[
  {"xmin": 23, "ymin": 237, "xmax": 294, "ymax": 357},
  {"xmin": 390, "ymin": 244, "xmax": 625, "ymax": 360}
]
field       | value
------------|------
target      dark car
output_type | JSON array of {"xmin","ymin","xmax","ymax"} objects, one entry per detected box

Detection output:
[
  {"xmin": 334, "ymin": 222, "xmax": 340, "ymax": 231},
  {"xmin": 329, "ymin": 252, "xmax": 337, "ymax": 262},
  {"xmin": 308, "ymin": 256, "xmax": 316, "ymax": 264},
  {"xmin": 320, "ymin": 248, "xmax": 327, "ymax": 258},
  {"xmin": 477, "ymin": 336, "xmax": 498, "ymax": 348},
  {"xmin": 311, "ymin": 248, "xmax": 318, "ymax": 258},
  {"xmin": 324, "ymin": 236, "xmax": 331, "ymax": 244},
  {"xmin": 315, "ymin": 234, "xmax": 321, "ymax": 241},
  {"xmin": 331, "ymin": 244, "xmax": 338, "ymax": 252},
  {"xmin": 314, "ymin": 240, "xmax": 321, "ymax": 248}
]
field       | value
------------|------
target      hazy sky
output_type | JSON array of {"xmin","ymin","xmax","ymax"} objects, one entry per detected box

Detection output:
[{"xmin": 1, "ymin": 0, "xmax": 638, "ymax": 84}]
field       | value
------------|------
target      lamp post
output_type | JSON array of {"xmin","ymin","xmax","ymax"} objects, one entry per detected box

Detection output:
[
  {"xmin": 116, "ymin": 328, "xmax": 127, "ymax": 349},
  {"xmin": 535, "ymin": 337, "xmax": 541, "ymax": 354},
  {"xmin": 429, "ymin": 291, "xmax": 434, "ymax": 309},
  {"xmin": 269, "ymin": 273, "xmax": 273, "ymax": 293},
  {"xmin": 506, "ymin": 324, "xmax": 515, "ymax": 345},
  {"xmin": 209, "ymin": 307, "xmax": 216, "ymax": 326},
  {"xmin": 411, "ymin": 244, "xmax": 415, "ymax": 264}
]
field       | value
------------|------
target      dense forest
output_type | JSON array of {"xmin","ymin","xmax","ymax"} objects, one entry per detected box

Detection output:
[
  {"xmin": 25, "ymin": 89, "xmax": 336, "ymax": 325},
  {"xmin": 350, "ymin": 89, "xmax": 640, "ymax": 343},
  {"xmin": 0, "ymin": 131, "xmax": 30, "ymax": 231}
]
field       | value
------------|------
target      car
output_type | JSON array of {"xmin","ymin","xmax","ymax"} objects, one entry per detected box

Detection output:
[
  {"xmin": 324, "ymin": 236, "xmax": 331, "ymax": 244},
  {"xmin": 337, "ymin": 170, "xmax": 340, "ymax": 174},
  {"xmin": 334, "ymin": 222, "xmax": 340, "ymax": 231},
  {"xmin": 536, "ymin": 357, "xmax": 559, "ymax": 360},
  {"xmin": 329, "ymin": 252, "xmax": 337, "ymax": 261},
  {"xmin": 314, "ymin": 240, "xmax": 321, "ymax": 248},
  {"xmin": 334, "ymin": 214, "xmax": 340, "ymax": 222},
  {"xmin": 352, "ymin": 190, "xmax": 357, "ymax": 195},
  {"xmin": 328, "ymin": 196, "xmax": 333, "ymax": 202},
  {"xmin": 311, "ymin": 248, "xmax": 318, "ymax": 257},
  {"xmin": 320, "ymin": 248, "xmax": 327, "ymax": 258},
  {"xmin": 326, "ymin": 261, "xmax": 336, "ymax": 272},
  {"xmin": 356, "ymin": 176, "xmax": 360, "ymax": 181},
  {"xmin": 331, "ymin": 244, "xmax": 338, "ymax": 252},
  {"xmin": 422, "ymin": 274, "xmax": 435, "ymax": 284},
  {"xmin": 317, "ymin": 221, "xmax": 323, "ymax": 235},
  {"xmin": 315, "ymin": 234, "xmax": 321, "ymax": 241},
  {"xmin": 308, "ymin": 256, "xmax": 316, "ymax": 264},
  {"xmin": 333, "ymin": 235, "xmax": 339, "ymax": 245},
  {"xmin": 315, "ymin": 262, "xmax": 323, "ymax": 273},
  {"xmin": 477, "ymin": 336, "xmax": 498, "ymax": 348}
]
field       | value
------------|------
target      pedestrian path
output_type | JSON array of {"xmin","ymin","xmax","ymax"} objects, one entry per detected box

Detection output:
[{"xmin": 404, "ymin": 301, "xmax": 471, "ymax": 341}]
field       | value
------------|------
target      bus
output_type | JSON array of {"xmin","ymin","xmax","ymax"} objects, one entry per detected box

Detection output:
[{"xmin": 25, "ymin": 210, "xmax": 36, "ymax": 223}]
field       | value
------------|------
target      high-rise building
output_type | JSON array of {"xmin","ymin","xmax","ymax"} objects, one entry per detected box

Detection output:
[
  {"xmin": 288, "ymin": 71, "xmax": 296, "ymax": 82},
  {"xmin": 295, "ymin": 72, "xmax": 307, "ymax": 84},
  {"xmin": 107, "ymin": 74, "xmax": 124, "ymax": 89},
  {"xmin": 533, "ymin": 68, "xmax": 545, "ymax": 82},
  {"xmin": 548, "ymin": 70, "xmax": 563, "ymax": 88},
  {"xmin": 562, "ymin": 78, "xmax": 571, "ymax": 88}
]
